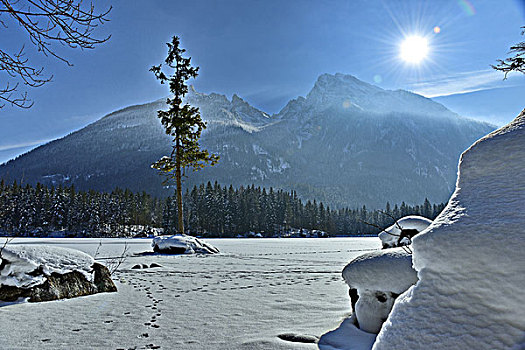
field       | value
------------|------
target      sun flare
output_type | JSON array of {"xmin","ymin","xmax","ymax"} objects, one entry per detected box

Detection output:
[{"xmin": 400, "ymin": 35, "xmax": 429, "ymax": 64}]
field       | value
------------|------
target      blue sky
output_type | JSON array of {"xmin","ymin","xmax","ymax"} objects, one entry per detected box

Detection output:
[{"xmin": 1, "ymin": 0, "xmax": 524, "ymax": 163}]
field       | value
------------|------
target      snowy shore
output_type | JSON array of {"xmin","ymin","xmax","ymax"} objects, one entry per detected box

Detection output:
[{"xmin": 0, "ymin": 237, "xmax": 380, "ymax": 349}]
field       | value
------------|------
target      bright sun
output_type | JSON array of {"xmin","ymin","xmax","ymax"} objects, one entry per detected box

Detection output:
[{"xmin": 400, "ymin": 35, "xmax": 429, "ymax": 64}]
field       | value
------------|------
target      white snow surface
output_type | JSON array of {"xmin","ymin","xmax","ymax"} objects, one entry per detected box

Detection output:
[
  {"xmin": 342, "ymin": 248, "xmax": 417, "ymax": 294},
  {"xmin": 378, "ymin": 216, "xmax": 432, "ymax": 248},
  {"xmin": 0, "ymin": 245, "xmax": 94, "ymax": 288},
  {"xmin": 152, "ymin": 234, "xmax": 220, "ymax": 254},
  {"xmin": 0, "ymin": 237, "xmax": 381, "ymax": 349},
  {"xmin": 374, "ymin": 109, "xmax": 525, "ymax": 350}
]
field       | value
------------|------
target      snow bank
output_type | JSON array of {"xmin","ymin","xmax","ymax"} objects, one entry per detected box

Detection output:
[
  {"xmin": 342, "ymin": 248, "xmax": 418, "ymax": 333},
  {"xmin": 378, "ymin": 216, "xmax": 432, "ymax": 248},
  {"xmin": 0, "ymin": 245, "xmax": 94, "ymax": 288},
  {"xmin": 152, "ymin": 234, "xmax": 220, "ymax": 254},
  {"xmin": 374, "ymin": 110, "xmax": 525, "ymax": 349}
]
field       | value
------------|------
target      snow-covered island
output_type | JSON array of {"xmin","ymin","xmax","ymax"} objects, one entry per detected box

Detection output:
[
  {"xmin": 322, "ymin": 109, "xmax": 525, "ymax": 349},
  {"xmin": 152, "ymin": 234, "xmax": 220, "ymax": 254}
]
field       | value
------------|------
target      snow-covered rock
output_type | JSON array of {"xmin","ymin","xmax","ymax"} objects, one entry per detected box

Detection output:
[
  {"xmin": 0, "ymin": 245, "xmax": 116, "ymax": 302},
  {"xmin": 342, "ymin": 248, "xmax": 418, "ymax": 296},
  {"xmin": 0, "ymin": 245, "xmax": 94, "ymax": 288},
  {"xmin": 152, "ymin": 234, "xmax": 220, "ymax": 255},
  {"xmin": 342, "ymin": 248, "xmax": 418, "ymax": 334},
  {"xmin": 373, "ymin": 109, "xmax": 525, "ymax": 349},
  {"xmin": 378, "ymin": 216, "xmax": 432, "ymax": 248}
]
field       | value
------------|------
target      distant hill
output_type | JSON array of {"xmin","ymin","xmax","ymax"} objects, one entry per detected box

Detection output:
[{"xmin": 0, "ymin": 73, "xmax": 495, "ymax": 208}]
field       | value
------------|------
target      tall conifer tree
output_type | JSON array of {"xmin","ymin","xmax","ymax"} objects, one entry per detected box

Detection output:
[{"xmin": 150, "ymin": 36, "xmax": 219, "ymax": 234}]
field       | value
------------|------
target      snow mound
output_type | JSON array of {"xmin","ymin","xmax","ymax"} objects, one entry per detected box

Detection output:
[
  {"xmin": 319, "ymin": 316, "xmax": 377, "ymax": 350},
  {"xmin": 342, "ymin": 248, "xmax": 417, "ymax": 294},
  {"xmin": 373, "ymin": 110, "xmax": 525, "ymax": 349},
  {"xmin": 378, "ymin": 216, "xmax": 432, "ymax": 248},
  {"xmin": 152, "ymin": 235, "xmax": 220, "ymax": 254},
  {"xmin": 342, "ymin": 248, "xmax": 418, "ymax": 334},
  {"xmin": 0, "ymin": 245, "xmax": 94, "ymax": 288}
]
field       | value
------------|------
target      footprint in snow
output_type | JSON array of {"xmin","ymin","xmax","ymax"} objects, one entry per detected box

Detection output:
[{"xmin": 143, "ymin": 344, "xmax": 160, "ymax": 349}]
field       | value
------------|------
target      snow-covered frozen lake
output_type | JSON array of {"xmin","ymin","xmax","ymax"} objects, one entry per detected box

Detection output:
[{"xmin": 0, "ymin": 237, "xmax": 380, "ymax": 350}]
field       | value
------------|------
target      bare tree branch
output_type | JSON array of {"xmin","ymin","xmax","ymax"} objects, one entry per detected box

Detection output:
[
  {"xmin": 0, "ymin": 0, "xmax": 111, "ymax": 109},
  {"xmin": 0, "ymin": 237, "xmax": 13, "ymax": 259},
  {"xmin": 106, "ymin": 241, "xmax": 128, "ymax": 275},
  {"xmin": 359, "ymin": 219, "xmax": 400, "ymax": 237},
  {"xmin": 401, "ymin": 245, "xmax": 412, "ymax": 255},
  {"xmin": 91, "ymin": 240, "xmax": 129, "ymax": 275},
  {"xmin": 377, "ymin": 209, "xmax": 404, "ymax": 230}
]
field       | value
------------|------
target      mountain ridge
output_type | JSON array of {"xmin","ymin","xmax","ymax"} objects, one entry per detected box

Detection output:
[{"xmin": 0, "ymin": 73, "xmax": 495, "ymax": 209}]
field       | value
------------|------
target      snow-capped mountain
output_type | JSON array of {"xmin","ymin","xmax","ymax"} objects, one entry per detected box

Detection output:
[
  {"xmin": 284, "ymin": 73, "xmax": 453, "ymax": 117},
  {"xmin": 0, "ymin": 74, "xmax": 495, "ymax": 208}
]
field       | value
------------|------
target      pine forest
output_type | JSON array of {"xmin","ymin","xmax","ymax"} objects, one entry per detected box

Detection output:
[{"xmin": 0, "ymin": 180, "xmax": 444, "ymax": 237}]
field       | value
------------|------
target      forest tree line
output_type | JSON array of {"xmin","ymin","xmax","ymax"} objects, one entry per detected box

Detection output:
[{"xmin": 0, "ymin": 180, "xmax": 445, "ymax": 237}]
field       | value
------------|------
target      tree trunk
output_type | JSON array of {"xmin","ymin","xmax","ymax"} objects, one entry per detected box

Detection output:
[{"xmin": 175, "ymin": 135, "xmax": 184, "ymax": 234}]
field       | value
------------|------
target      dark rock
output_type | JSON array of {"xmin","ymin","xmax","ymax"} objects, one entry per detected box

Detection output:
[
  {"xmin": 376, "ymin": 291, "xmax": 388, "ymax": 303},
  {"xmin": 349, "ymin": 288, "xmax": 359, "ymax": 313},
  {"xmin": 397, "ymin": 228, "xmax": 420, "ymax": 246},
  {"xmin": 0, "ymin": 262, "xmax": 117, "ymax": 303},
  {"xmin": 0, "ymin": 284, "xmax": 27, "ymax": 302},
  {"xmin": 278, "ymin": 333, "xmax": 319, "ymax": 343},
  {"xmin": 152, "ymin": 245, "xmax": 187, "ymax": 255},
  {"xmin": 27, "ymin": 265, "xmax": 45, "ymax": 277},
  {"xmin": 141, "ymin": 264, "xmax": 149, "ymax": 269},
  {"xmin": 149, "ymin": 263, "xmax": 162, "ymax": 268},
  {"xmin": 131, "ymin": 264, "xmax": 142, "ymax": 269},
  {"xmin": 92, "ymin": 262, "xmax": 117, "ymax": 293},
  {"xmin": 30, "ymin": 270, "xmax": 96, "ymax": 302}
]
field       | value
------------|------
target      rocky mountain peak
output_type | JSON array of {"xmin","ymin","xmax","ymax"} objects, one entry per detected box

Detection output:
[
  {"xmin": 231, "ymin": 94, "xmax": 270, "ymax": 121},
  {"xmin": 306, "ymin": 73, "xmax": 382, "ymax": 107},
  {"xmin": 186, "ymin": 87, "xmax": 229, "ymax": 109},
  {"xmin": 231, "ymin": 93, "xmax": 245, "ymax": 104}
]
